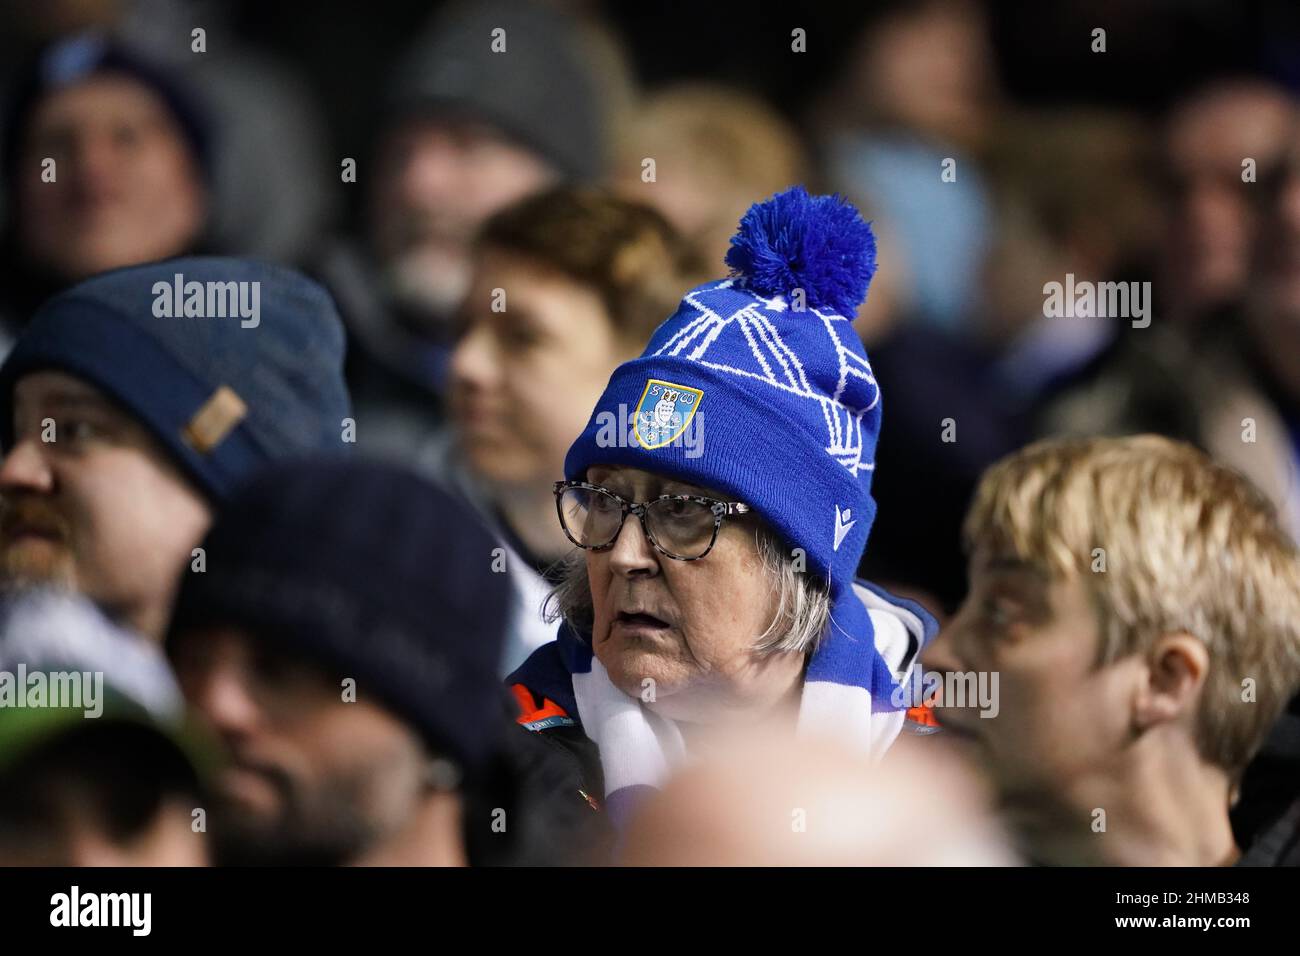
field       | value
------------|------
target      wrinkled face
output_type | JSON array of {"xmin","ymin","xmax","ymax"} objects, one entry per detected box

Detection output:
[
  {"xmin": 450, "ymin": 248, "xmax": 636, "ymax": 486},
  {"xmin": 18, "ymin": 74, "xmax": 207, "ymax": 282},
  {"xmin": 583, "ymin": 464, "xmax": 803, "ymax": 723},
  {"xmin": 370, "ymin": 117, "xmax": 558, "ymax": 318},
  {"xmin": 0, "ymin": 371, "xmax": 211, "ymax": 640},
  {"xmin": 169, "ymin": 626, "xmax": 430, "ymax": 866},
  {"xmin": 920, "ymin": 552, "xmax": 1136, "ymax": 806}
]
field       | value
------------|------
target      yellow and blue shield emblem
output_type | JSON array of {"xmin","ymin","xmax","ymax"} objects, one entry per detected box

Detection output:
[{"xmin": 633, "ymin": 379, "xmax": 704, "ymax": 450}]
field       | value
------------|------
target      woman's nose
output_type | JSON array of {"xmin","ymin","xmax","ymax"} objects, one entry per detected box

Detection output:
[{"xmin": 607, "ymin": 510, "xmax": 659, "ymax": 577}]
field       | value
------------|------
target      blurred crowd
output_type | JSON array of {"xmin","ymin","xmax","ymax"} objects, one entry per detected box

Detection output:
[{"xmin": 0, "ymin": 0, "xmax": 1299, "ymax": 868}]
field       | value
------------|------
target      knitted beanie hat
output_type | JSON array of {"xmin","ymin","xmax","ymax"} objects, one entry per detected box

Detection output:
[
  {"xmin": 0, "ymin": 256, "xmax": 352, "ymax": 502},
  {"xmin": 167, "ymin": 458, "xmax": 511, "ymax": 773},
  {"xmin": 564, "ymin": 186, "xmax": 880, "ymax": 601},
  {"xmin": 386, "ymin": 0, "xmax": 605, "ymax": 181}
]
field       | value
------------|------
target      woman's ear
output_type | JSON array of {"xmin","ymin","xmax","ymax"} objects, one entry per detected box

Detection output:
[{"xmin": 1132, "ymin": 632, "xmax": 1209, "ymax": 731}]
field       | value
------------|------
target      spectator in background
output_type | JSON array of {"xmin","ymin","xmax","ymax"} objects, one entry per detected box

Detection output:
[
  {"xmin": 815, "ymin": 0, "xmax": 1000, "ymax": 331},
  {"xmin": 815, "ymin": 2, "xmax": 1019, "ymax": 614},
  {"xmin": 167, "ymin": 459, "xmax": 590, "ymax": 866},
  {"xmin": 442, "ymin": 188, "xmax": 702, "ymax": 672},
  {"xmin": 611, "ymin": 83, "xmax": 807, "ymax": 270},
  {"xmin": 857, "ymin": 109, "xmax": 1159, "ymax": 616},
  {"xmin": 1036, "ymin": 116, "xmax": 1300, "ymax": 539},
  {"xmin": 922, "ymin": 436, "xmax": 1300, "ymax": 866},
  {"xmin": 0, "ymin": 591, "xmax": 209, "ymax": 866},
  {"xmin": 0, "ymin": 258, "xmax": 351, "ymax": 641},
  {"xmin": 0, "ymin": 0, "xmax": 337, "ymax": 271},
  {"xmin": 1158, "ymin": 79, "xmax": 1296, "ymax": 329},
  {"xmin": 982, "ymin": 109, "xmax": 1159, "ymax": 402},
  {"xmin": 0, "ymin": 33, "xmax": 211, "ymax": 352},
  {"xmin": 322, "ymin": 0, "xmax": 614, "ymax": 452}
]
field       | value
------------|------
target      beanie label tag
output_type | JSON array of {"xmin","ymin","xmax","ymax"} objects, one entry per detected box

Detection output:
[
  {"xmin": 182, "ymin": 386, "xmax": 247, "ymax": 454},
  {"xmin": 633, "ymin": 379, "xmax": 703, "ymax": 450}
]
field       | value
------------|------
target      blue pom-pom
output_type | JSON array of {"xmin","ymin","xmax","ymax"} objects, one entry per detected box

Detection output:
[{"xmin": 724, "ymin": 186, "xmax": 877, "ymax": 316}]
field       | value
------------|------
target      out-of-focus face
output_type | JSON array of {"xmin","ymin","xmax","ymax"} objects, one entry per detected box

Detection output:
[
  {"xmin": 64, "ymin": 799, "xmax": 207, "ymax": 866},
  {"xmin": 852, "ymin": 2, "xmax": 994, "ymax": 144},
  {"xmin": 612, "ymin": 152, "xmax": 736, "ymax": 268},
  {"xmin": 449, "ymin": 248, "xmax": 638, "ymax": 486},
  {"xmin": 169, "ymin": 626, "xmax": 430, "ymax": 866},
  {"xmin": 0, "ymin": 371, "xmax": 211, "ymax": 641},
  {"xmin": 920, "ymin": 552, "xmax": 1137, "ymax": 806},
  {"xmin": 1162, "ymin": 88, "xmax": 1295, "ymax": 314},
  {"xmin": 620, "ymin": 732, "xmax": 1015, "ymax": 866},
  {"xmin": 582, "ymin": 464, "xmax": 802, "ymax": 724},
  {"xmin": 370, "ymin": 117, "xmax": 558, "ymax": 320},
  {"xmin": 0, "ymin": 797, "xmax": 209, "ymax": 867},
  {"xmin": 1242, "ymin": 159, "xmax": 1300, "ymax": 406},
  {"xmin": 18, "ymin": 74, "xmax": 207, "ymax": 282}
]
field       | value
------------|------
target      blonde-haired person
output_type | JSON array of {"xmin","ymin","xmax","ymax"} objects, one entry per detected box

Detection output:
[
  {"xmin": 922, "ymin": 434, "xmax": 1300, "ymax": 866},
  {"xmin": 611, "ymin": 84, "xmax": 808, "ymax": 271}
]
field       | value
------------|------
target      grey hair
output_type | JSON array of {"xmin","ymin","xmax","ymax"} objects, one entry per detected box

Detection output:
[{"xmin": 542, "ymin": 525, "xmax": 832, "ymax": 656}]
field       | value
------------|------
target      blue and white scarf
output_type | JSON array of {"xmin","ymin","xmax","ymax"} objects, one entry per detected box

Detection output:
[{"xmin": 559, "ymin": 580, "xmax": 936, "ymax": 829}]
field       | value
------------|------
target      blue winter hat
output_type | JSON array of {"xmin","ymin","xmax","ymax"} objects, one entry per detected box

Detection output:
[
  {"xmin": 564, "ymin": 186, "xmax": 880, "ymax": 599},
  {"xmin": 0, "ymin": 256, "xmax": 352, "ymax": 502}
]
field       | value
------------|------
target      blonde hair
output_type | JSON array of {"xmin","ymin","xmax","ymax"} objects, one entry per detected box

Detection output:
[
  {"xmin": 964, "ymin": 434, "xmax": 1300, "ymax": 775},
  {"xmin": 612, "ymin": 84, "xmax": 809, "ymax": 264}
]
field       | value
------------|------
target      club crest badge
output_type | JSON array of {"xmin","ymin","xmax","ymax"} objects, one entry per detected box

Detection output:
[{"xmin": 634, "ymin": 379, "xmax": 704, "ymax": 450}]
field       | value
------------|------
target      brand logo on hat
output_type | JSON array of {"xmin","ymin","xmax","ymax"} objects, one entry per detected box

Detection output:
[
  {"xmin": 633, "ymin": 379, "xmax": 703, "ymax": 450},
  {"xmin": 833, "ymin": 504, "xmax": 856, "ymax": 552},
  {"xmin": 182, "ymin": 385, "xmax": 247, "ymax": 454}
]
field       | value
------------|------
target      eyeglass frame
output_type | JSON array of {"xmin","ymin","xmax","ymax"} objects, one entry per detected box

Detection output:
[{"xmin": 552, "ymin": 479, "xmax": 752, "ymax": 561}]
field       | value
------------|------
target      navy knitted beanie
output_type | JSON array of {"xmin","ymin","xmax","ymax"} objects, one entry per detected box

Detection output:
[
  {"xmin": 167, "ymin": 458, "xmax": 511, "ymax": 773},
  {"xmin": 564, "ymin": 186, "xmax": 880, "ymax": 603},
  {"xmin": 0, "ymin": 256, "xmax": 352, "ymax": 502}
]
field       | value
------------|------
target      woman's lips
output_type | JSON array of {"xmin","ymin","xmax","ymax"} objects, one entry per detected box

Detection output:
[{"xmin": 611, "ymin": 610, "xmax": 672, "ymax": 637}]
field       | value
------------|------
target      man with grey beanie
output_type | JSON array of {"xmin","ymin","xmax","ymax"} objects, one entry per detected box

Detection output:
[{"xmin": 320, "ymin": 0, "xmax": 613, "ymax": 455}]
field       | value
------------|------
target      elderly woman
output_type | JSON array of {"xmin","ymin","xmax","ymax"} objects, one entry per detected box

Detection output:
[{"xmin": 507, "ymin": 187, "xmax": 936, "ymax": 834}]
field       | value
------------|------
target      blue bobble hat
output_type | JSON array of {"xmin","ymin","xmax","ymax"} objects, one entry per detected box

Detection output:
[
  {"xmin": 564, "ymin": 186, "xmax": 881, "ymax": 603},
  {"xmin": 0, "ymin": 256, "xmax": 352, "ymax": 503}
]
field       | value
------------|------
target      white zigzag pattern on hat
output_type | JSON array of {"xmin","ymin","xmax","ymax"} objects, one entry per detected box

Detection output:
[{"xmin": 653, "ymin": 281, "xmax": 879, "ymax": 477}]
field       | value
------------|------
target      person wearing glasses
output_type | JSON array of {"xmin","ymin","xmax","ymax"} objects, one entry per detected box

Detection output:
[
  {"xmin": 439, "ymin": 188, "xmax": 701, "ymax": 675},
  {"xmin": 507, "ymin": 187, "xmax": 938, "ymax": 844}
]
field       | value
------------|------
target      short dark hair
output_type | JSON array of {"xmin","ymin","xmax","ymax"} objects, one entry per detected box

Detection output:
[{"xmin": 477, "ymin": 186, "xmax": 704, "ymax": 346}]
